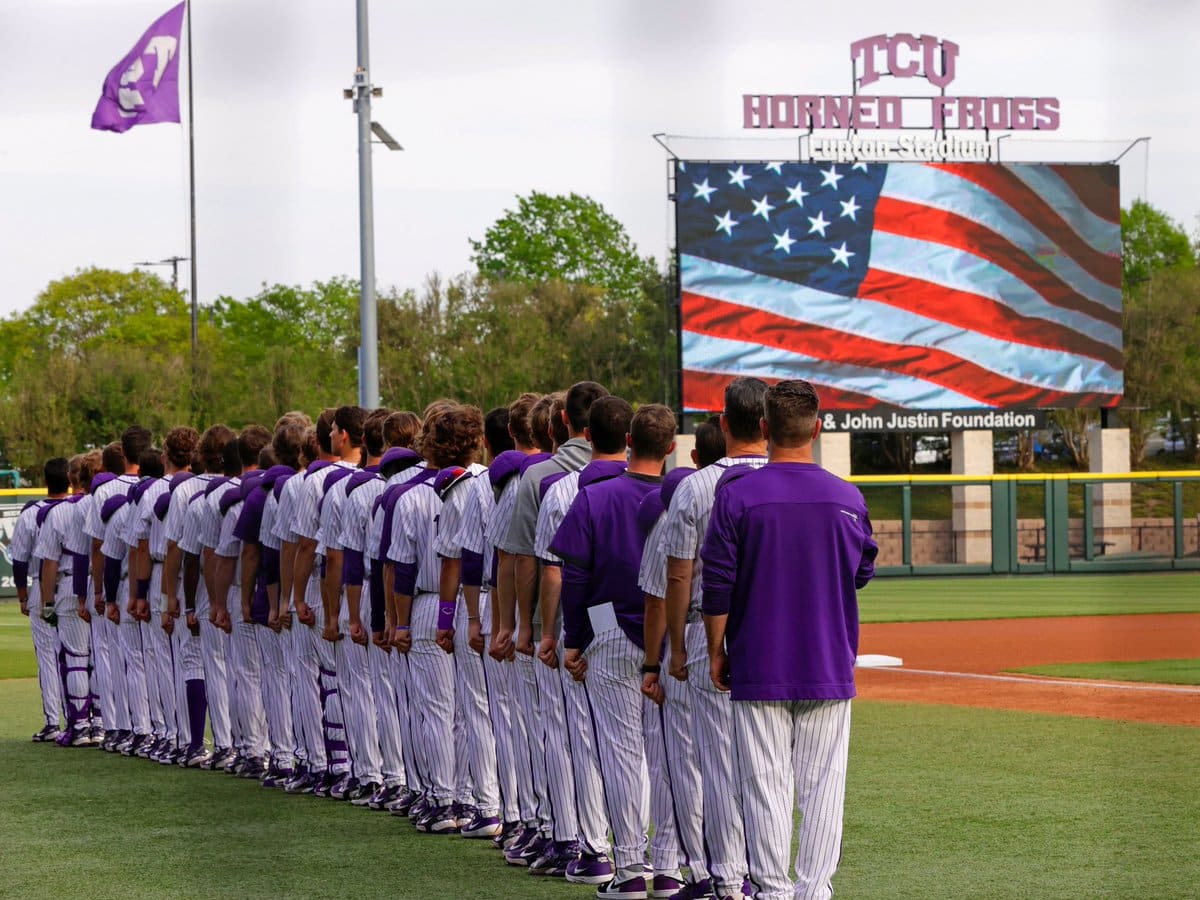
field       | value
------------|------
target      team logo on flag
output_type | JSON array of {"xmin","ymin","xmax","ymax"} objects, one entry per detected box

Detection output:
[{"xmin": 91, "ymin": 3, "xmax": 186, "ymax": 133}]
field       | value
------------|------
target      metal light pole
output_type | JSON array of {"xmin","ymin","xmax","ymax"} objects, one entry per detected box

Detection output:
[{"xmin": 347, "ymin": 0, "xmax": 401, "ymax": 409}]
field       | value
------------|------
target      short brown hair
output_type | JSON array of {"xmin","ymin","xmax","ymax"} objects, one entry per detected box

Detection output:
[
  {"xmin": 529, "ymin": 395, "xmax": 556, "ymax": 453},
  {"xmin": 764, "ymin": 380, "xmax": 819, "ymax": 447},
  {"xmin": 507, "ymin": 393, "xmax": 540, "ymax": 448},
  {"xmin": 630, "ymin": 404, "xmax": 676, "ymax": 460},
  {"xmin": 198, "ymin": 424, "xmax": 236, "ymax": 474},
  {"xmin": 238, "ymin": 425, "xmax": 272, "ymax": 468},
  {"xmin": 695, "ymin": 414, "xmax": 726, "ymax": 468},
  {"xmin": 316, "ymin": 408, "xmax": 337, "ymax": 455},
  {"xmin": 425, "ymin": 405, "xmax": 484, "ymax": 469},
  {"xmin": 274, "ymin": 410, "xmax": 312, "ymax": 431},
  {"xmin": 67, "ymin": 453, "xmax": 84, "ymax": 490},
  {"xmin": 272, "ymin": 421, "xmax": 307, "ymax": 470},
  {"xmin": 164, "ymin": 426, "xmax": 200, "ymax": 470},
  {"xmin": 300, "ymin": 427, "xmax": 320, "ymax": 467},
  {"xmin": 384, "ymin": 411, "xmax": 421, "ymax": 450},
  {"xmin": 588, "ymin": 396, "xmax": 633, "ymax": 454},
  {"xmin": 547, "ymin": 393, "xmax": 569, "ymax": 448},
  {"xmin": 102, "ymin": 442, "xmax": 125, "ymax": 475},
  {"xmin": 334, "ymin": 405, "xmax": 368, "ymax": 447},
  {"xmin": 79, "ymin": 450, "xmax": 103, "ymax": 492},
  {"xmin": 363, "ymin": 408, "xmax": 391, "ymax": 458}
]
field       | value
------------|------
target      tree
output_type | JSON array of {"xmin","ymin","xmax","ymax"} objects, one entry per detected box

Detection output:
[
  {"xmin": 470, "ymin": 191, "xmax": 659, "ymax": 304},
  {"xmin": 1121, "ymin": 200, "xmax": 1195, "ymax": 287},
  {"xmin": 0, "ymin": 267, "xmax": 192, "ymax": 474}
]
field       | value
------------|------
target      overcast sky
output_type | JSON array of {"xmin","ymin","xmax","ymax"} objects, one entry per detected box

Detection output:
[{"xmin": 0, "ymin": 0, "xmax": 1194, "ymax": 316}]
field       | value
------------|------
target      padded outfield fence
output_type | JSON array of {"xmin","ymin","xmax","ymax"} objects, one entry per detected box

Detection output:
[{"xmin": 852, "ymin": 472, "xmax": 1200, "ymax": 576}]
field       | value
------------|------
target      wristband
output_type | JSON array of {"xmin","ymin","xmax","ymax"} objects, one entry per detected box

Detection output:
[
  {"xmin": 467, "ymin": 616, "xmax": 480, "ymax": 621},
  {"xmin": 395, "ymin": 625, "xmax": 410, "ymax": 631},
  {"xmin": 641, "ymin": 663, "xmax": 661, "ymax": 675}
]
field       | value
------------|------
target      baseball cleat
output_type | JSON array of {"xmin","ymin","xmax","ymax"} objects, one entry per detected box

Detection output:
[
  {"xmin": 31, "ymin": 725, "xmax": 61, "ymax": 743},
  {"xmin": 367, "ymin": 784, "xmax": 399, "ymax": 810},
  {"xmin": 492, "ymin": 820, "xmax": 522, "ymax": 849},
  {"xmin": 328, "ymin": 773, "xmax": 357, "ymax": 801},
  {"xmin": 529, "ymin": 842, "xmax": 577, "ymax": 877},
  {"xmin": 566, "ymin": 852, "xmax": 616, "ymax": 885},
  {"xmin": 184, "ymin": 748, "xmax": 212, "ymax": 769},
  {"xmin": 386, "ymin": 788, "xmax": 418, "ymax": 816},
  {"xmin": 426, "ymin": 805, "xmax": 460, "ymax": 835},
  {"xmin": 407, "ymin": 794, "xmax": 432, "ymax": 821},
  {"xmin": 649, "ymin": 874, "xmax": 686, "ymax": 899},
  {"xmin": 666, "ymin": 878, "xmax": 713, "ymax": 899},
  {"xmin": 506, "ymin": 833, "xmax": 551, "ymax": 867},
  {"xmin": 238, "ymin": 757, "xmax": 267, "ymax": 780},
  {"xmin": 596, "ymin": 876, "xmax": 649, "ymax": 900},
  {"xmin": 349, "ymin": 781, "xmax": 380, "ymax": 806},
  {"xmin": 460, "ymin": 813, "xmax": 502, "ymax": 839},
  {"xmin": 311, "ymin": 772, "xmax": 338, "ymax": 798}
]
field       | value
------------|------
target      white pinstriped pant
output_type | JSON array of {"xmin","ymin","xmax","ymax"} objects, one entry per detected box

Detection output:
[
  {"xmin": 28, "ymin": 583, "xmax": 62, "ymax": 728},
  {"xmin": 454, "ymin": 594, "xmax": 500, "ymax": 815},
  {"xmin": 309, "ymin": 592, "xmax": 350, "ymax": 774},
  {"xmin": 732, "ymin": 699, "xmax": 851, "ymax": 900},
  {"xmin": 288, "ymin": 581, "xmax": 323, "ymax": 770},
  {"xmin": 366, "ymin": 634, "xmax": 406, "ymax": 786},
  {"xmin": 90, "ymin": 611, "xmax": 113, "ymax": 730},
  {"xmin": 117, "ymin": 578, "xmax": 151, "ymax": 736},
  {"xmin": 389, "ymin": 649, "xmax": 423, "ymax": 792},
  {"xmin": 559, "ymin": 640, "xmax": 610, "ymax": 853},
  {"xmin": 534, "ymin": 640, "xmax": 578, "ymax": 842},
  {"xmin": 512, "ymin": 644, "xmax": 553, "ymax": 833},
  {"xmin": 479, "ymin": 612, "xmax": 520, "ymax": 823},
  {"xmin": 584, "ymin": 624, "xmax": 679, "ymax": 878},
  {"xmin": 687, "ymin": 620, "xmax": 748, "ymax": 894},
  {"xmin": 54, "ymin": 587, "xmax": 90, "ymax": 731},
  {"xmin": 169, "ymin": 569, "xmax": 204, "ymax": 749},
  {"xmin": 408, "ymin": 591, "xmax": 457, "ymax": 805},
  {"xmin": 228, "ymin": 592, "xmax": 268, "ymax": 758},
  {"xmin": 662, "ymin": 643, "xmax": 710, "ymax": 883},
  {"xmin": 255, "ymin": 623, "xmax": 296, "ymax": 767},
  {"xmin": 146, "ymin": 573, "xmax": 175, "ymax": 740},
  {"xmin": 196, "ymin": 584, "xmax": 232, "ymax": 749},
  {"xmin": 337, "ymin": 587, "xmax": 384, "ymax": 784}
]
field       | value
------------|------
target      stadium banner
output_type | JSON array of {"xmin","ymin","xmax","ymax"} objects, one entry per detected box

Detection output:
[
  {"xmin": 674, "ymin": 160, "xmax": 1123, "ymax": 418},
  {"xmin": 818, "ymin": 408, "xmax": 1050, "ymax": 433}
]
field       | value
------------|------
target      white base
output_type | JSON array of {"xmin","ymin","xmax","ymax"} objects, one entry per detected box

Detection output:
[{"xmin": 856, "ymin": 654, "xmax": 903, "ymax": 668}]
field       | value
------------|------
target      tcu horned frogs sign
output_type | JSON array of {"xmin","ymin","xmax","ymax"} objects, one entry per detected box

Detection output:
[{"xmin": 673, "ymin": 35, "xmax": 1122, "ymax": 428}]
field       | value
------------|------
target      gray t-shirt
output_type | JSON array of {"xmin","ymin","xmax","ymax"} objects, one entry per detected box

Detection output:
[{"xmin": 500, "ymin": 438, "xmax": 591, "ymax": 556}]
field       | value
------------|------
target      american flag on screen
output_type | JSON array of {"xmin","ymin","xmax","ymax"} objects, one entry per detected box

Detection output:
[{"xmin": 675, "ymin": 160, "xmax": 1123, "ymax": 411}]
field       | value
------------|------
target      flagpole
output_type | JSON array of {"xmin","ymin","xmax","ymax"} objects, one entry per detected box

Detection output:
[{"xmin": 186, "ymin": 0, "xmax": 199, "ymax": 411}]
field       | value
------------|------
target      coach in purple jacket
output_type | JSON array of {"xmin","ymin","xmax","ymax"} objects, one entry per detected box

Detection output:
[{"xmin": 701, "ymin": 379, "xmax": 877, "ymax": 900}]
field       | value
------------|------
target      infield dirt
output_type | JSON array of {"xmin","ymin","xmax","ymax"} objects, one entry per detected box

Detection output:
[{"xmin": 857, "ymin": 613, "xmax": 1200, "ymax": 726}]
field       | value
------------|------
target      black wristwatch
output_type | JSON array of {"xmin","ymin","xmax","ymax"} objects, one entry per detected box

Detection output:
[{"xmin": 641, "ymin": 663, "xmax": 661, "ymax": 675}]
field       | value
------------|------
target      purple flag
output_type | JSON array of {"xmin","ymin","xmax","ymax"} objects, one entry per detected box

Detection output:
[{"xmin": 91, "ymin": 3, "xmax": 186, "ymax": 133}]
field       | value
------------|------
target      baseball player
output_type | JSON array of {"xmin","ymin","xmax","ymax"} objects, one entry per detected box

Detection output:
[
  {"xmin": 14, "ymin": 459, "xmax": 68, "ymax": 743},
  {"xmin": 555, "ymin": 403, "xmax": 681, "ymax": 900},
  {"xmin": 212, "ymin": 427, "xmax": 273, "ymax": 779},
  {"xmin": 287, "ymin": 410, "xmax": 353, "ymax": 797},
  {"xmin": 499, "ymin": 383, "xmax": 608, "ymax": 866},
  {"xmin": 660, "ymin": 378, "xmax": 769, "ymax": 900},
  {"xmin": 35, "ymin": 458, "xmax": 98, "ymax": 746},
  {"xmin": 85, "ymin": 446, "xmax": 124, "ymax": 748},
  {"xmin": 67, "ymin": 451, "xmax": 105, "ymax": 743},
  {"xmin": 531, "ymin": 397, "xmax": 636, "ymax": 883},
  {"xmin": 701, "ymin": 380, "xmax": 877, "ymax": 900},
  {"xmin": 157, "ymin": 428, "xmax": 208, "ymax": 767},
  {"xmin": 491, "ymin": 394, "xmax": 555, "ymax": 863},
  {"xmin": 635, "ymin": 415, "xmax": 726, "ymax": 900},
  {"xmin": 91, "ymin": 429, "xmax": 152, "ymax": 754},
  {"xmin": 432, "ymin": 407, "xmax": 502, "ymax": 838},
  {"xmin": 121, "ymin": 448, "xmax": 172, "ymax": 760},
  {"xmin": 319, "ymin": 405, "xmax": 385, "ymax": 804}
]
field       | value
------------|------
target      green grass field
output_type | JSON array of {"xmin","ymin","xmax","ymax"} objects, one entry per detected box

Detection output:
[
  {"xmin": 2, "ymin": 574, "xmax": 1199, "ymax": 898},
  {"xmin": 1012, "ymin": 658, "xmax": 1200, "ymax": 686}
]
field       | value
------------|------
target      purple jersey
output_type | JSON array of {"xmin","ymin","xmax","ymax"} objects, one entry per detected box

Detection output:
[
  {"xmin": 552, "ymin": 471, "xmax": 663, "ymax": 652},
  {"xmin": 700, "ymin": 462, "xmax": 877, "ymax": 702}
]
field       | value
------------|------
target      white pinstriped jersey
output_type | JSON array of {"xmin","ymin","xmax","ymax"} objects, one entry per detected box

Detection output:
[
  {"xmin": 340, "ymin": 473, "xmax": 383, "ymax": 557},
  {"xmin": 164, "ymin": 474, "xmax": 213, "ymax": 547},
  {"xmin": 83, "ymin": 474, "xmax": 138, "ymax": 542},
  {"xmin": 99, "ymin": 499, "xmax": 135, "ymax": 563},
  {"xmin": 387, "ymin": 479, "xmax": 442, "ymax": 594},
  {"xmin": 10, "ymin": 501, "xmax": 43, "ymax": 568},
  {"xmin": 534, "ymin": 472, "xmax": 580, "ymax": 565},
  {"xmin": 124, "ymin": 478, "xmax": 168, "ymax": 557},
  {"xmin": 454, "ymin": 471, "xmax": 496, "ymax": 587},
  {"xmin": 433, "ymin": 463, "xmax": 486, "ymax": 561},
  {"xmin": 199, "ymin": 479, "xmax": 238, "ymax": 550},
  {"xmin": 637, "ymin": 513, "xmax": 670, "ymax": 599},
  {"xmin": 367, "ymin": 463, "xmax": 427, "ymax": 562},
  {"xmin": 292, "ymin": 465, "xmax": 343, "ymax": 548},
  {"xmin": 660, "ymin": 456, "xmax": 767, "ymax": 613},
  {"xmin": 271, "ymin": 472, "xmax": 306, "ymax": 545},
  {"xmin": 316, "ymin": 461, "xmax": 359, "ymax": 554},
  {"xmin": 176, "ymin": 476, "xmax": 219, "ymax": 556},
  {"xmin": 214, "ymin": 490, "xmax": 243, "ymax": 585},
  {"xmin": 33, "ymin": 500, "xmax": 82, "ymax": 571},
  {"xmin": 260, "ymin": 490, "xmax": 282, "ymax": 552},
  {"xmin": 487, "ymin": 475, "xmax": 519, "ymax": 555}
]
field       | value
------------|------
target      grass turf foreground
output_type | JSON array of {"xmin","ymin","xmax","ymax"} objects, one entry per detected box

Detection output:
[{"xmin": 1, "ymin": 680, "xmax": 1197, "ymax": 899}]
